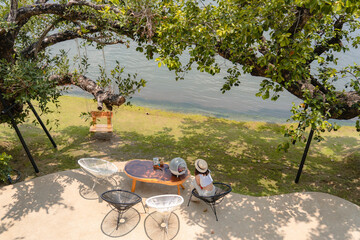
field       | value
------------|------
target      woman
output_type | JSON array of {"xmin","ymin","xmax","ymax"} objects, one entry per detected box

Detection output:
[{"xmin": 191, "ymin": 159, "xmax": 215, "ymax": 196}]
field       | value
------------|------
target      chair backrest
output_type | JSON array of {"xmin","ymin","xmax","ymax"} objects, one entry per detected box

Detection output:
[
  {"xmin": 101, "ymin": 190, "xmax": 142, "ymax": 211},
  {"xmin": 146, "ymin": 194, "xmax": 184, "ymax": 213},
  {"xmin": 89, "ymin": 111, "xmax": 113, "ymax": 133},
  {"xmin": 78, "ymin": 158, "xmax": 118, "ymax": 178}
]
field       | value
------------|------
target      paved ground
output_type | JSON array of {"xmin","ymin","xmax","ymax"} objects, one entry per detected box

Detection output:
[{"xmin": 1, "ymin": 161, "xmax": 359, "ymax": 240}]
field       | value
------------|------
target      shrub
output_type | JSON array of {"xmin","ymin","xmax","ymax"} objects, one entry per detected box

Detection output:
[{"xmin": 0, "ymin": 152, "xmax": 12, "ymax": 182}]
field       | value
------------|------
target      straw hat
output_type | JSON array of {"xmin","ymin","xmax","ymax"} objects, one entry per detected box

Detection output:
[{"xmin": 195, "ymin": 159, "xmax": 208, "ymax": 173}]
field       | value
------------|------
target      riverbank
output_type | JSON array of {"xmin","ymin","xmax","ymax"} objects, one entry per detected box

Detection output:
[
  {"xmin": 0, "ymin": 95, "xmax": 359, "ymax": 205},
  {"xmin": 65, "ymin": 90, "xmax": 356, "ymax": 126}
]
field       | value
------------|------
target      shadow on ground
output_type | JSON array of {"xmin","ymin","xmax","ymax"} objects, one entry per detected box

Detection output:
[
  {"xmin": 0, "ymin": 164, "xmax": 359, "ymax": 239},
  {"xmin": 1, "ymin": 118, "xmax": 359, "ymax": 206}
]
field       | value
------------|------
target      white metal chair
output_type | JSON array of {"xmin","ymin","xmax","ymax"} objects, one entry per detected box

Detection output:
[
  {"xmin": 144, "ymin": 194, "xmax": 184, "ymax": 240},
  {"xmin": 78, "ymin": 158, "xmax": 118, "ymax": 192}
]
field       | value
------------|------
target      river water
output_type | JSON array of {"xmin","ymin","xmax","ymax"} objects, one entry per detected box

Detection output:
[{"xmin": 51, "ymin": 39, "xmax": 359, "ymax": 124}]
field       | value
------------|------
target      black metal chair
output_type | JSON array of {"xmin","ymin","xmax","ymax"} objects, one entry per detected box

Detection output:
[
  {"xmin": 187, "ymin": 182, "xmax": 232, "ymax": 221},
  {"xmin": 101, "ymin": 189, "xmax": 146, "ymax": 237}
]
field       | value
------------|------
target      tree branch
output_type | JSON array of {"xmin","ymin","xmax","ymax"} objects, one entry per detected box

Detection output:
[
  {"xmin": 34, "ymin": 0, "xmax": 49, "ymax": 3},
  {"xmin": 277, "ymin": 74, "xmax": 360, "ymax": 119},
  {"xmin": 308, "ymin": 16, "xmax": 346, "ymax": 64},
  {"xmin": 216, "ymin": 40, "xmax": 359, "ymax": 120},
  {"xmin": 66, "ymin": 0, "xmax": 121, "ymax": 14},
  {"xmin": 50, "ymin": 73, "xmax": 126, "ymax": 110},
  {"xmin": 8, "ymin": 0, "xmax": 18, "ymax": 22},
  {"xmin": 258, "ymin": 36, "xmax": 269, "ymax": 56},
  {"xmin": 217, "ymin": 44, "xmax": 268, "ymax": 77},
  {"xmin": 16, "ymin": 1, "xmax": 156, "ymax": 41},
  {"xmin": 81, "ymin": 35, "xmax": 126, "ymax": 45},
  {"xmin": 34, "ymin": 18, "xmax": 62, "ymax": 57},
  {"xmin": 16, "ymin": 2, "xmax": 125, "ymax": 27},
  {"xmin": 16, "ymin": 3, "xmax": 111, "ymax": 29},
  {"xmin": 21, "ymin": 26, "xmax": 100, "ymax": 58},
  {"xmin": 288, "ymin": 7, "xmax": 312, "ymax": 38},
  {"xmin": 16, "ymin": 2, "xmax": 137, "ymax": 40},
  {"xmin": 332, "ymin": 91, "xmax": 360, "ymax": 119}
]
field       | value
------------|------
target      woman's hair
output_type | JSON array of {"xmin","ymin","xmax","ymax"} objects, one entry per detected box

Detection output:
[{"xmin": 195, "ymin": 168, "xmax": 209, "ymax": 176}]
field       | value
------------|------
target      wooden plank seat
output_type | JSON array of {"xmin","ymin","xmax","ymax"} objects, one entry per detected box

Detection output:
[{"xmin": 89, "ymin": 111, "xmax": 113, "ymax": 133}]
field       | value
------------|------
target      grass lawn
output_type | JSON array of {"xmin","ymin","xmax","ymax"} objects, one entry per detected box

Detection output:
[{"xmin": 0, "ymin": 95, "xmax": 359, "ymax": 206}]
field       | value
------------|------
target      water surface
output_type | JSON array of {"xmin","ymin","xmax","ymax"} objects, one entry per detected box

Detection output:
[{"xmin": 51, "ymin": 39, "xmax": 359, "ymax": 125}]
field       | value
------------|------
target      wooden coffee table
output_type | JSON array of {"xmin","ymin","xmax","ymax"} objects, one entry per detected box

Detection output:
[{"xmin": 124, "ymin": 159, "xmax": 190, "ymax": 195}]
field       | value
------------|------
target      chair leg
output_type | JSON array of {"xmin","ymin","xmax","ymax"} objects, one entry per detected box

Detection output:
[
  {"xmin": 116, "ymin": 211, "xmax": 122, "ymax": 230},
  {"xmin": 91, "ymin": 180, "xmax": 96, "ymax": 192},
  {"xmin": 187, "ymin": 193, "xmax": 193, "ymax": 207},
  {"xmin": 209, "ymin": 203, "xmax": 218, "ymax": 221},
  {"xmin": 141, "ymin": 200, "xmax": 147, "ymax": 213}
]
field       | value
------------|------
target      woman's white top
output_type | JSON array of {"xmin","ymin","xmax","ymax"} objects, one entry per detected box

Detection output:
[{"xmin": 200, "ymin": 172, "xmax": 213, "ymax": 187}]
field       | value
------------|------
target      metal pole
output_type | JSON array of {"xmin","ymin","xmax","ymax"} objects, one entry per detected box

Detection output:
[
  {"xmin": 0, "ymin": 93, "xmax": 39, "ymax": 173},
  {"xmin": 9, "ymin": 117, "xmax": 40, "ymax": 173},
  {"xmin": 295, "ymin": 128, "xmax": 314, "ymax": 183},
  {"xmin": 27, "ymin": 101, "xmax": 57, "ymax": 149}
]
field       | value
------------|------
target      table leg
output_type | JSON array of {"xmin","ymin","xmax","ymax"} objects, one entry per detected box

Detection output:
[
  {"xmin": 131, "ymin": 179, "xmax": 136, "ymax": 192},
  {"xmin": 180, "ymin": 184, "xmax": 185, "ymax": 189},
  {"xmin": 177, "ymin": 185, "xmax": 180, "ymax": 195}
]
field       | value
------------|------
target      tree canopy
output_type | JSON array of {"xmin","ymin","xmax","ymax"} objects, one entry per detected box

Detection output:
[
  {"xmin": 1, "ymin": 0, "xmax": 360, "ymax": 149},
  {"xmin": 147, "ymin": 0, "xmax": 360, "ymax": 147},
  {"xmin": 0, "ymin": 0, "xmax": 151, "ymax": 124}
]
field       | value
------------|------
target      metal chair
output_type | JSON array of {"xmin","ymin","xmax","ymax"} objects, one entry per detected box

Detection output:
[
  {"xmin": 144, "ymin": 194, "xmax": 184, "ymax": 240},
  {"xmin": 187, "ymin": 182, "xmax": 232, "ymax": 221},
  {"xmin": 101, "ymin": 189, "xmax": 146, "ymax": 237},
  {"xmin": 78, "ymin": 158, "xmax": 118, "ymax": 192}
]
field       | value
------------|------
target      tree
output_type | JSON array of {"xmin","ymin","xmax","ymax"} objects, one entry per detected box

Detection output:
[
  {"xmin": 0, "ymin": 0, "xmax": 154, "ymax": 124},
  {"xmin": 147, "ymin": 0, "xmax": 360, "ymax": 148}
]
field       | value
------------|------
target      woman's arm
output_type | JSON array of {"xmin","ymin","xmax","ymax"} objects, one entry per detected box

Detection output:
[{"xmin": 195, "ymin": 174, "xmax": 201, "ymax": 187}]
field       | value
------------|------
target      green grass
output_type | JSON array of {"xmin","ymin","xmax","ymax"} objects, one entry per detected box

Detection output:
[{"xmin": 0, "ymin": 95, "xmax": 359, "ymax": 206}]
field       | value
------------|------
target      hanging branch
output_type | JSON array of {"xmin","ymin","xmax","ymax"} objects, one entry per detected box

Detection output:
[
  {"xmin": 8, "ymin": 0, "xmax": 18, "ymax": 22},
  {"xmin": 34, "ymin": 18, "xmax": 62, "ymax": 57},
  {"xmin": 49, "ymin": 73, "xmax": 126, "ymax": 110},
  {"xmin": 21, "ymin": 26, "xmax": 100, "ymax": 58}
]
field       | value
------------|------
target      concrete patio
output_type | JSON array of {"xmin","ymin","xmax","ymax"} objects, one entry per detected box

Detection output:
[{"xmin": 1, "ymin": 161, "xmax": 359, "ymax": 240}]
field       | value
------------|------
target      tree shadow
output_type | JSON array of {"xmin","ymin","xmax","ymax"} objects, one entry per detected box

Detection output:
[
  {"xmin": 1, "ymin": 118, "xmax": 359, "ymax": 203},
  {"xmin": 0, "ymin": 172, "xmax": 73, "ymax": 234},
  {"xmin": 0, "ymin": 124, "xmax": 90, "ymax": 182},
  {"xmin": 101, "ymin": 207, "xmax": 141, "ymax": 237},
  {"xmin": 181, "ymin": 191, "xmax": 360, "ymax": 239},
  {"xmin": 0, "ymin": 124, "xmax": 116, "ymax": 181},
  {"xmin": 113, "ymin": 117, "xmax": 359, "ymax": 205},
  {"xmin": 144, "ymin": 211, "xmax": 180, "ymax": 240},
  {"xmin": 0, "ymin": 165, "xmax": 359, "ymax": 239},
  {"xmin": 0, "ymin": 168, "xmax": 122, "ymax": 235}
]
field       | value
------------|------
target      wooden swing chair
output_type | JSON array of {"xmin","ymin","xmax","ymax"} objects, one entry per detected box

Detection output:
[
  {"xmin": 89, "ymin": 111, "xmax": 113, "ymax": 133},
  {"xmin": 76, "ymin": 41, "xmax": 113, "ymax": 134}
]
